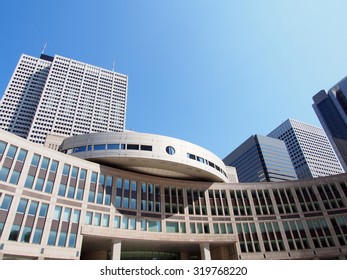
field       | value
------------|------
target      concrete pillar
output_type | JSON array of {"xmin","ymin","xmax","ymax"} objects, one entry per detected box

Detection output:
[
  {"xmin": 200, "ymin": 243, "xmax": 211, "ymax": 260},
  {"xmin": 0, "ymin": 253, "xmax": 4, "ymax": 260},
  {"xmin": 111, "ymin": 239, "xmax": 122, "ymax": 260}
]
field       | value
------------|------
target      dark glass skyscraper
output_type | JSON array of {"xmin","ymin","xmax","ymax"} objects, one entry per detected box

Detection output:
[
  {"xmin": 223, "ymin": 134, "xmax": 297, "ymax": 183},
  {"xmin": 313, "ymin": 76, "xmax": 347, "ymax": 171}
]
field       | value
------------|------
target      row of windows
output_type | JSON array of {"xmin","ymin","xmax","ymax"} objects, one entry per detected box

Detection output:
[
  {"xmin": 65, "ymin": 143, "xmax": 153, "ymax": 154},
  {"xmin": 186, "ymin": 152, "xmax": 228, "ymax": 178}
]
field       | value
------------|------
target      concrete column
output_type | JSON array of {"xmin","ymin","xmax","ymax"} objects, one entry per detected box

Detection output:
[
  {"xmin": 200, "ymin": 243, "xmax": 211, "ymax": 260},
  {"xmin": 0, "ymin": 253, "xmax": 4, "ymax": 260},
  {"xmin": 111, "ymin": 239, "xmax": 122, "ymax": 260}
]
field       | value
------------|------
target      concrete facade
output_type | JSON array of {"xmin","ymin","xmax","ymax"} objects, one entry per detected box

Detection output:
[{"xmin": 1, "ymin": 129, "xmax": 347, "ymax": 260}]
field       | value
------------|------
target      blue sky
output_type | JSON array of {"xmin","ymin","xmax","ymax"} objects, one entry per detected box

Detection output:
[{"xmin": 1, "ymin": 0, "xmax": 347, "ymax": 158}]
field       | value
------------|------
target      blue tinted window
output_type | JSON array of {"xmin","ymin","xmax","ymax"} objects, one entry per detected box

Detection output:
[
  {"xmin": 76, "ymin": 188, "xmax": 84, "ymax": 200},
  {"xmin": 28, "ymin": 201, "xmax": 38, "ymax": 216},
  {"xmin": 9, "ymin": 170, "xmax": 20, "ymax": 185},
  {"xmin": 107, "ymin": 144, "xmax": 119, "ymax": 150},
  {"xmin": 71, "ymin": 166, "xmax": 78, "ymax": 178},
  {"xmin": 35, "ymin": 178, "xmax": 44, "ymax": 191},
  {"xmin": 94, "ymin": 144, "xmax": 106, "ymax": 150},
  {"xmin": 74, "ymin": 146, "xmax": 86, "ymax": 153},
  {"xmin": 62, "ymin": 164, "xmax": 70, "ymax": 176},
  {"xmin": 91, "ymin": 172, "xmax": 98, "ymax": 183},
  {"xmin": 58, "ymin": 184, "xmax": 67, "ymax": 196},
  {"xmin": 39, "ymin": 203, "xmax": 49, "ymax": 218},
  {"xmin": 68, "ymin": 233, "xmax": 77, "ymax": 248},
  {"xmin": 166, "ymin": 146, "xmax": 175, "ymax": 155},
  {"xmin": 44, "ymin": 180, "xmax": 54, "ymax": 194},
  {"xmin": 50, "ymin": 160, "xmax": 58, "ymax": 173},
  {"xmin": 0, "ymin": 195, "xmax": 12, "ymax": 210},
  {"xmin": 0, "ymin": 141, "xmax": 7, "ymax": 155},
  {"xmin": 0, "ymin": 167, "xmax": 10, "ymax": 182},
  {"xmin": 47, "ymin": 230, "xmax": 57, "ymax": 246},
  {"xmin": 24, "ymin": 175, "xmax": 34, "ymax": 189},
  {"xmin": 79, "ymin": 169, "xmax": 87, "ymax": 180},
  {"xmin": 31, "ymin": 154, "xmax": 41, "ymax": 167},
  {"xmin": 40, "ymin": 157, "xmax": 50, "ymax": 170},
  {"xmin": 32, "ymin": 228, "xmax": 43, "ymax": 244},
  {"xmin": 17, "ymin": 198, "xmax": 28, "ymax": 213},
  {"xmin": 17, "ymin": 149, "xmax": 28, "ymax": 162},
  {"xmin": 6, "ymin": 145, "xmax": 17, "ymax": 159}
]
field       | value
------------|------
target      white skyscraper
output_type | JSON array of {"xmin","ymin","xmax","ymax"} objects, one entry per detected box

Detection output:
[
  {"xmin": 268, "ymin": 119, "xmax": 344, "ymax": 179},
  {"xmin": 0, "ymin": 53, "xmax": 128, "ymax": 147}
]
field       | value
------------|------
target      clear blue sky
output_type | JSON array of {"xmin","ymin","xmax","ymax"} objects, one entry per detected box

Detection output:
[{"xmin": 1, "ymin": 0, "xmax": 347, "ymax": 158}]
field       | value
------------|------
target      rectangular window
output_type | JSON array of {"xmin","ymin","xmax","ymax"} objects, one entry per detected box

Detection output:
[
  {"xmin": 129, "ymin": 218, "xmax": 136, "ymax": 230},
  {"xmin": 76, "ymin": 187, "xmax": 84, "ymax": 200},
  {"xmin": 17, "ymin": 198, "xmax": 28, "ymax": 214},
  {"xmin": 148, "ymin": 220, "xmax": 161, "ymax": 232},
  {"xmin": 17, "ymin": 149, "xmax": 28, "ymax": 162},
  {"xmin": 39, "ymin": 203, "xmax": 49, "ymax": 218},
  {"xmin": 71, "ymin": 166, "xmax": 78, "ymax": 179},
  {"xmin": 114, "ymin": 216, "xmax": 121, "ymax": 228},
  {"xmin": 32, "ymin": 228, "xmax": 43, "ymax": 244},
  {"xmin": 8, "ymin": 224, "xmax": 21, "ymax": 241},
  {"xmin": 88, "ymin": 190, "xmax": 95, "ymax": 203},
  {"xmin": 62, "ymin": 164, "xmax": 70, "ymax": 176},
  {"xmin": 20, "ymin": 226, "xmax": 32, "ymax": 243},
  {"xmin": 107, "ymin": 144, "xmax": 119, "ymax": 150},
  {"xmin": 53, "ymin": 206, "xmax": 62, "ymax": 220},
  {"xmin": 68, "ymin": 233, "xmax": 77, "ymax": 248},
  {"xmin": 85, "ymin": 211, "xmax": 93, "ymax": 225},
  {"xmin": 58, "ymin": 184, "xmax": 67, "ymax": 196},
  {"xmin": 24, "ymin": 175, "xmax": 34, "ymax": 189},
  {"xmin": 94, "ymin": 144, "xmax": 106, "ymax": 150},
  {"xmin": 121, "ymin": 217, "xmax": 128, "ymax": 229},
  {"xmin": 28, "ymin": 201, "xmax": 38, "ymax": 216},
  {"xmin": 67, "ymin": 186, "xmax": 76, "ymax": 199},
  {"xmin": 0, "ymin": 167, "xmax": 10, "ymax": 182},
  {"xmin": 63, "ymin": 208, "xmax": 71, "ymax": 222},
  {"xmin": 141, "ymin": 145, "xmax": 152, "ymax": 151},
  {"xmin": 0, "ymin": 195, "xmax": 12, "ymax": 210},
  {"xmin": 79, "ymin": 169, "xmax": 87, "ymax": 180},
  {"xmin": 35, "ymin": 178, "xmax": 44, "ymax": 191},
  {"xmin": 94, "ymin": 213, "xmax": 101, "ymax": 226},
  {"xmin": 58, "ymin": 231, "xmax": 67, "ymax": 247},
  {"xmin": 40, "ymin": 157, "xmax": 50, "ymax": 170},
  {"xmin": 9, "ymin": 170, "xmax": 20, "ymax": 185},
  {"xmin": 6, "ymin": 145, "xmax": 17, "ymax": 159},
  {"xmin": 47, "ymin": 230, "xmax": 57, "ymax": 246},
  {"xmin": 50, "ymin": 160, "xmax": 58, "ymax": 173},
  {"xmin": 127, "ymin": 144, "xmax": 139, "ymax": 150},
  {"xmin": 31, "ymin": 154, "xmax": 41, "ymax": 167},
  {"xmin": 45, "ymin": 180, "xmax": 54, "ymax": 194},
  {"xmin": 102, "ymin": 214, "xmax": 110, "ymax": 227},
  {"xmin": 72, "ymin": 210, "xmax": 81, "ymax": 223}
]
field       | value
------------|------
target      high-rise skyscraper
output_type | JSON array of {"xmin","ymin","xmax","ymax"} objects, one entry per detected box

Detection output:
[
  {"xmin": 312, "ymin": 76, "xmax": 347, "ymax": 171},
  {"xmin": 223, "ymin": 134, "xmax": 297, "ymax": 182},
  {"xmin": 268, "ymin": 119, "xmax": 344, "ymax": 179},
  {"xmin": 0, "ymin": 53, "xmax": 128, "ymax": 147}
]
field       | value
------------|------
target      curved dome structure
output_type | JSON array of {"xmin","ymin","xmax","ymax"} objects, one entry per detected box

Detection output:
[{"xmin": 59, "ymin": 131, "xmax": 229, "ymax": 182}]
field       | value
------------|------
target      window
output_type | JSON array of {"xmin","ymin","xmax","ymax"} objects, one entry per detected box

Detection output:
[
  {"xmin": 39, "ymin": 203, "xmax": 49, "ymax": 218},
  {"xmin": 47, "ymin": 230, "xmax": 57, "ymax": 246},
  {"xmin": 17, "ymin": 198, "xmax": 28, "ymax": 213},
  {"xmin": 28, "ymin": 201, "xmax": 38, "ymax": 216},
  {"xmin": 32, "ymin": 228, "xmax": 43, "ymax": 244},
  {"xmin": 114, "ymin": 216, "xmax": 121, "ymax": 228},
  {"xmin": 94, "ymin": 144, "xmax": 106, "ymax": 150},
  {"xmin": 0, "ymin": 167, "xmax": 10, "ymax": 182},
  {"xmin": 62, "ymin": 164, "xmax": 70, "ymax": 176},
  {"xmin": 6, "ymin": 145, "xmax": 17, "ymax": 159},
  {"xmin": 9, "ymin": 170, "xmax": 20, "ymax": 185},
  {"xmin": 107, "ymin": 144, "xmax": 119, "ymax": 150},
  {"xmin": 63, "ymin": 208, "xmax": 71, "ymax": 222},
  {"xmin": 166, "ymin": 146, "xmax": 175, "ymax": 155},
  {"xmin": 68, "ymin": 233, "xmax": 77, "ymax": 248},
  {"xmin": 72, "ymin": 210, "xmax": 80, "ymax": 223},
  {"xmin": 50, "ymin": 160, "xmax": 58, "ymax": 173},
  {"xmin": 141, "ymin": 145, "xmax": 152, "ymax": 151},
  {"xmin": 35, "ymin": 178, "xmax": 44, "ymax": 191},
  {"xmin": 53, "ymin": 206, "xmax": 62, "ymax": 220},
  {"xmin": 58, "ymin": 184, "xmax": 67, "ymax": 196},
  {"xmin": 127, "ymin": 144, "xmax": 139, "ymax": 150},
  {"xmin": 24, "ymin": 175, "xmax": 34, "ymax": 189},
  {"xmin": 31, "ymin": 154, "xmax": 41, "ymax": 167},
  {"xmin": 21, "ymin": 226, "xmax": 32, "ymax": 243},
  {"xmin": 44, "ymin": 180, "xmax": 54, "ymax": 194},
  {"xmin": 102, "ymin": 214, "xmax": 110, "ymax": 227},
  {"xmin": 94, "ymin": 213, "xmax": 101, "ymax": 226},
  {"xmin": 40, "ymin": 157, "xmax": 50, "ymax": 170},
  {"xmin": 17, "ymin": 149, "xmax": 27, "ymax": 162},
  {"xmin": 8, "ymin": 225, "xmax": 20, "ymax": 241},
  {"xmin": 85, "ymin": 211, "xmax": 93, "ymax": 225}
]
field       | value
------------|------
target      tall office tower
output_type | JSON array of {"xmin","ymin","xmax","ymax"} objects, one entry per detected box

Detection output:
[
  {"xmin": 223, "ymin": 134, "xmax": 297, "ymax": 182},
  {"xmin": 0, "ymin": 53, "xmax": 128, "ymax": 146},
  {"xmin": 268, "ymin": 119, "xmax": 344, "ymax": 179},
  {"xmin": 312, "ymin": 76, "xmax": 347, "ymax": 171}
]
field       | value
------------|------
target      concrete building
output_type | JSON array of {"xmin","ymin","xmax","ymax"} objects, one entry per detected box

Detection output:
[
  {"xmin": 223, "ymin": 135, "xmax": 297, "ymax": 183},
  {"xmin": 1, "ymin": 129, "xmax": 347, "ymax": 260},
  {"xmin": 0, "ymin": 53, "xmax": 128, "ymax": 147},
  {"xmin": 313, "ymin": 77, "xmax": 347, "ymax": 171},
  {"xmin": 268, "ymin": 119, "xmax": 343, "ymax": 179}
]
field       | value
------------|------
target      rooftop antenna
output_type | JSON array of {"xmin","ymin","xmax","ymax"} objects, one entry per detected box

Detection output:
[
  {"xmin": 41, "ymin": 42, "xmax": 47, "ymax": 54},
  {"xmin": 112, "ymin": 60, "xmax": 115, "ymax": 72}
]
